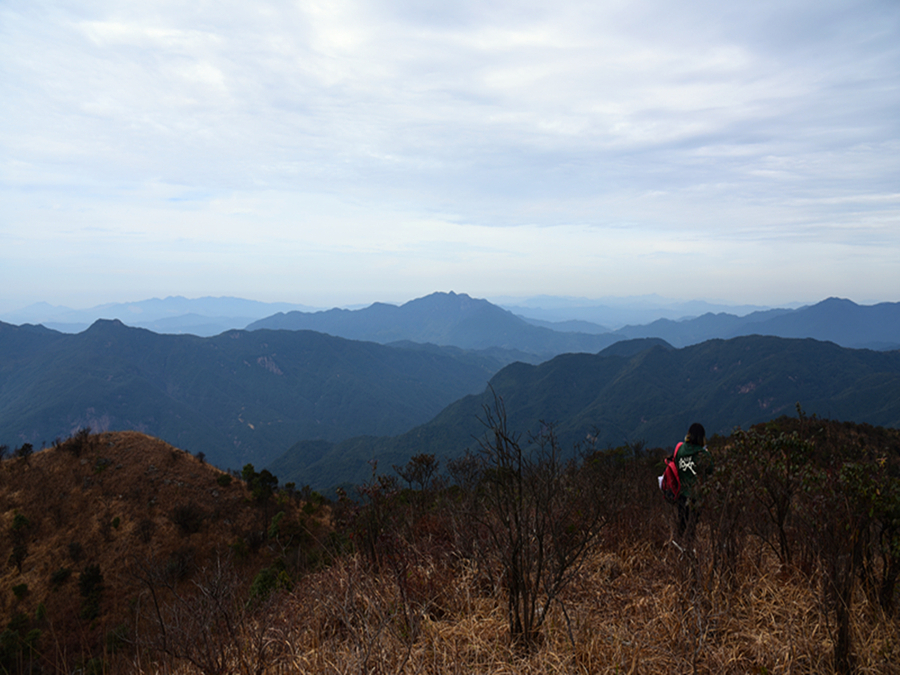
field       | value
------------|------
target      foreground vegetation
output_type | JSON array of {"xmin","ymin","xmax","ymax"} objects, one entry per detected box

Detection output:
[{"xmin": 2, "ymin": 408, "xmax": 899, "ymax": 674}]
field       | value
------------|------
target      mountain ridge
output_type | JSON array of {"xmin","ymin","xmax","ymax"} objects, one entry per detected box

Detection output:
[
  {"xmin": 248, "ymin": 292, "xmax": 900, "ymax": 355},
  {"xmin": 268, "ymin": 335, "xmax": 900, "ymax": 490},
  {"xmin": 0, "ymin": 319, "xmax": 500, "ymax": 469},
  {"xmin": 0, "ymin": 296, "xmax": 320, "ymax": 336},
  {"xmin": 248, "ymin": 291, "xmax": 619, "ymax": 359},
  {"xmin": 6, "ymin": 293, "xmax": 898, "ymax": 352}
]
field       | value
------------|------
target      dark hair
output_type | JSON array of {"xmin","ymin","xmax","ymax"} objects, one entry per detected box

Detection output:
[{"xmin": 686, "ymin": 423, "xmax": 706, "ymax": 447}]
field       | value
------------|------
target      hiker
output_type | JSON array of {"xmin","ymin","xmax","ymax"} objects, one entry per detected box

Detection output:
[{"xmin": 662, "ymin": 422, "xmax": 713, "ymax": 540}]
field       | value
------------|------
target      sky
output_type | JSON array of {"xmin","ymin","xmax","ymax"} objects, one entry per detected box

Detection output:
[{"xmin": 2, "ymin": 0, "xmax": 899, "ymax": 314}]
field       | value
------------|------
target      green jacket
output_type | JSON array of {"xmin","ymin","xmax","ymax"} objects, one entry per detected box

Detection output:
[{"xmin": 676, "ymin": 442, "xmax": 713, "ymax": 500}]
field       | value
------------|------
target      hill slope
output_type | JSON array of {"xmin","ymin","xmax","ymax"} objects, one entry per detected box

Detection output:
[
  {"xmin": 0, "ymin": 320, "xmax": 499, "ymax": 469},
  {"xmin": 270, "ymin": 335, "xmax": 900, "ymax": 489},
  {"xmin": 0, "ymin": 431, "xmax": 318, "ymax": 666}
]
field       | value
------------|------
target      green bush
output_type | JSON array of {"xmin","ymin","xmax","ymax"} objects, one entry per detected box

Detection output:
[{"xmin": 249, "ymin": 566, "xmax": 291, "ymax": 603}]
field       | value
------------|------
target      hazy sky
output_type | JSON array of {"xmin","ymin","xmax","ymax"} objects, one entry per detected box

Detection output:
[{"xmin": 2, "ymin": 0, "xmax": 898, "ymax": 312}]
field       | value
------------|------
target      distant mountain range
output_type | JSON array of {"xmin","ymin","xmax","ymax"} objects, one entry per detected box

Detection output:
[
  {"xmin": 611, "ymin": 297, "xmax": 900, "ymax": 350},
  {"xmin": 249, "ymin": 293, "xmax": 900, "ymax": 356},
  {"xmin": 1, "ymin": 294, "xmax": 775, "ymax": 336},
  {"xmin": 0, "ymin": 297, "xmax": 318, "ymax": 336},
  {"xmin": 269, "ymin": 335, "xmax": 900, "ymax": 490},
  {"xmin": 500, "ymin": 295, "xmax": 777, "ymax": 329},
  {"xmin": 5, "ymin": 293, "xmax": 897, "ymax": 354},
  {"xmin": 0, "ymin": 320, "xmax": 499, "ymax": 469},
  {"xmin": 247, "ymin": 292, "xmax": 618, "ymax": 360}
]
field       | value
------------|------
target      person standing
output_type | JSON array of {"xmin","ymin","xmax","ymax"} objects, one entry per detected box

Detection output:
[{"xmin": 675, "ymin": 422, "xmax": 713, "ymax": 540}]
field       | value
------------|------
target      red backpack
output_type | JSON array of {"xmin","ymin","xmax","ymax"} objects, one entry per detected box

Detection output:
[{"xmin": 660, "ymin": 442, "xmax": 683, "ymax": 503}]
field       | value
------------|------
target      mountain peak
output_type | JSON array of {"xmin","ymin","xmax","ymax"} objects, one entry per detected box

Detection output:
[
  {"xmin": 403, "ymin": 291, "xmax": 490, "ymax": 312},
  {"xmin": 83, "ymin": 318, "xmax": 131, "ymax": 335},
  {"xmin": 89, "ymin": 318, "xmax": 127, "ymax": 328},
  {"xmin": 816, "ymin": 297, "xmax": 857, "ymax": 308}
]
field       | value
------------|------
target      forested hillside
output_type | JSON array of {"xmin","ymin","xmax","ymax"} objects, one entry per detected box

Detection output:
[
  {"xmin": 0, "ymin": 320, "xmax": 499, "ymax": 469},
  {"xmin": 270, "ymin": 335, "xmax": 900, "ymax": 489}
]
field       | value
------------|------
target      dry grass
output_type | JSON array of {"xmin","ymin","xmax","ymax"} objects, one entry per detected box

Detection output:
[
  {"xmin": 117, "ymin": 531, "xmax": 899, "ymax": 675},
  {"xmin": 0, "ymin": 431, "xmax": 306, "ymax": 668},
  {"xmin": 3, "ymin": 429, "xmax": 899, "ymax": 674}
]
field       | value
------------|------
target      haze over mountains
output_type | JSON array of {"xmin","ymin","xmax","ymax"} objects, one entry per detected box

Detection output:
[
  {"xmin": 2, "ymin": 291, "xmax": 899, "ymax": 490},
  {"xmin": 0, "ymin": 297, "xmax": 318, "ymax": 336},
  {"xmin": 249, "ymin": 292, "xmax": 900, "ymax": 354},
  {"xmin": 4, "ymin": 292, "xmax": 898, "ymax": 353},
  {"xmin": 1, "ymin": 293, "xmax": 771, "ymax": 336}
]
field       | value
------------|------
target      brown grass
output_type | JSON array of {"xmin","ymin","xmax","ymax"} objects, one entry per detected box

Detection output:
[
  {"xmin": 0, "ymin": 431, "xmax": 302, "ymax": 668},
  {"xmin": 120, "ymin": 531, "xmax": 898, "ymax": 675},
  {"xmin": 3, "ymin": 429, "xmax": 899, "ymax": 674}
]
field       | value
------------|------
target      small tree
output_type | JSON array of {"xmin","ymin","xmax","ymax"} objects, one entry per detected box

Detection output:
[
  {"xmin": 394, "ymin": 453, "xmax": 440, "ymax": 511},
  {"xmin": 241, "ymin": 464, "xmax": 279, "ymax": 536},
  {"xmin": 67, "ymin": 427, "xmax": 93, "ymax": 457},
  {"xmin": 353, "ymin": 462, "xmax": 401, "ymax": 573},
  {"xmin": 394, "ymin": 453, "xmax": 439, "ymax": 492},
  {"xmin": 14, "ymin": 443, "xmax": 33, "ymax": 464},
  {"xmin": 472, "ymin": 392, "xmax": 608, "ymax": 649}
]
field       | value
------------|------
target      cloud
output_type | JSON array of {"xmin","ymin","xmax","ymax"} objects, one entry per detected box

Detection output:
[{"xmin": 1, "ymin": 0, "xmax": 898, "ymax": 310}]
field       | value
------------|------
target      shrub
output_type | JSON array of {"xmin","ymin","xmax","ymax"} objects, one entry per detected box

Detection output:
[
  {"xmin": 8, "ymin": 545, "xmax": 28, "ymax": 574},
  {"xmin": 170, "ymin": 502, "xmax": 205, "ymax": 536},
  {"xmin": 469, "ymin": 392, "xmax": 609, "ymax": 649},
  {"xmin": 267, "ymin": 511, "xmax": 285, "ymax": 539},
  {"xmin": 66, "ymin": 427, "xmax": 93, "ymax": 457},
  {"xmin": 14, "ymin": 443, "xmax": 33, "ymax": 463},
  {"xmin": 249, "ymin": 566, "xmax": 291, "ymax": 603},
  {"xmin": 50, "ymin": 567, "xmax": 72, "ymax": 587}
]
